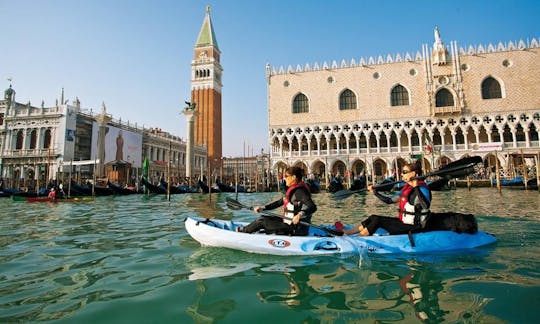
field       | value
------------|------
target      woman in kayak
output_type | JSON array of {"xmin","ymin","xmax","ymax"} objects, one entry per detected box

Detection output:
[
  {"xmin": 237, "ymin": 166, "xmax": 317, "ymax": 236},
  {"xmin": 343, "ymin": 162, "xmax": 432, "ymax": 236}
]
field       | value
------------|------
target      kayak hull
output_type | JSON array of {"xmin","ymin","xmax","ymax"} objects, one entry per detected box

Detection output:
[{"xmin": 184, "ymin": 216, "xmax": 497, "ymax": 256}]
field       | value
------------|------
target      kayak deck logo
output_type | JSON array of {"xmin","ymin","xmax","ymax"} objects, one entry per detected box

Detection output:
[{"xmin": 268, "ymin": 239, "xmax": 291, "ymax": 248}]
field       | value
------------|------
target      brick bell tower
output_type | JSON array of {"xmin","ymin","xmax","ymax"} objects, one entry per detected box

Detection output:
[{"xmin": 191, "ymin": 5, "xmax": 223, "ymax": 170}]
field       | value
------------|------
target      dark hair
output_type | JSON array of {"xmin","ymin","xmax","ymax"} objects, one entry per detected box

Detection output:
[
  {"xmin": 404, "ymin": 162, "xmax": 422, "ymax": 174},
  {"xmin": 286, "ymin": 166, "xmax": 304, "ymax": 180}
]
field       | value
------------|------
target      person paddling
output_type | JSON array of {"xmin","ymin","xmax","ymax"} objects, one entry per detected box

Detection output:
[
  {"xmin": 343, "ymin": 162, "xmax": 432, "ymax": 236},
  {"xmin": 237, "ymin": 166, "xmax": 317, "ymax": 236}
]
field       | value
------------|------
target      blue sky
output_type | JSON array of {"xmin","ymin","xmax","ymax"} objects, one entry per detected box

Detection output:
[{"xmin": 2, "ymin": 0, "xmax": 539, "ymax": 156}]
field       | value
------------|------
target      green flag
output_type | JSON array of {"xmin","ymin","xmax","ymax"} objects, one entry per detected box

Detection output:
[{"xmin": 142, "ymin": 157, "xmax": 149, "ymax": 178}]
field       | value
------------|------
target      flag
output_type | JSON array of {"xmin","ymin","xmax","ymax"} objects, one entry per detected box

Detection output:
[
  {"xmin": 424, "ymin": 134, "xmax": 433, "ymax": 153},
  {"xmin": 142, "ymin": 157, "xmax": 149, "ymax": 178}
]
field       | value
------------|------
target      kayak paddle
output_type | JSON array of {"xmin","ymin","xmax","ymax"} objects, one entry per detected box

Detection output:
[
  {"xmin": 333, "ymin": 156, "xmax": 483, "ymax": 200},
  {"xmin": 225, "ymin": 197, "xmax": 343, "ymax": 236}
]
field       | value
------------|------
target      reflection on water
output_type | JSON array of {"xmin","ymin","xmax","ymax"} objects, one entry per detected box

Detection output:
[{"xmin": 0, "ymin": 188, "xmax": 539, "ymax": 323}]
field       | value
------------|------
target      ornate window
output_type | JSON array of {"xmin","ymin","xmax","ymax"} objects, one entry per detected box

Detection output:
[
  {"xmin": 292, "ymin": 93, "xmax": 309, "ymax": 113},
  {"xmin": 391, "ymin": 84, "xmax": 409, "ymax": 106},
  {"xmin": 43, "ymin": 129, "xmax": 52, "ymax": 149},
  {"xmin": 481, "ymin": 77, "xmax": 502, "ymax": 99},
  {"xmin": 435, "ymin": 88, "xmax": 454, "ymax": 107},
  {"xmin": 339, "ymin": 89, "xmax": 357, "ymax": 110},
  {"xmin": 16, "ymin": 130, "xmax": 24, "ymax": 150},
  {"xmin": 30, "ymin": 130, "xmax": 37, "ymax": 149}
]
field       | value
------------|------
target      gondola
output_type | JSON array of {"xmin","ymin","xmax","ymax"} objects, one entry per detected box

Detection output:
[{"xmin": 108, "ymin": 180, "xmax": 139, "ymax": 195}]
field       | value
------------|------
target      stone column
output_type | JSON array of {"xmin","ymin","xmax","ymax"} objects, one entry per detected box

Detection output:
[
  {"xmin": 182, "ymin": 106, "xmax": 198, "ymax": 180},
  {"xmin": 95, "ymin": 103, "xmax": 111, "ymax": 178}
]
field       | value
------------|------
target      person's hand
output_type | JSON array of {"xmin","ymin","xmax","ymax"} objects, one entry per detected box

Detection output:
[
  {"xmin": 367, "ymin": 184, "xmax": 376, "ymax": 193},
  {"xmin": 292, "ymin": 213, "xmax": 301, "ymax": 225},
  {"xmin": 253, "ymin": 206, "xmax": 264, "ymax": 213}
]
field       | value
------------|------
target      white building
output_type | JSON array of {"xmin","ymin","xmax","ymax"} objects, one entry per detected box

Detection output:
[{"xmin": 0, "ymin": 86, "xmax": 207, "ymax": 189}]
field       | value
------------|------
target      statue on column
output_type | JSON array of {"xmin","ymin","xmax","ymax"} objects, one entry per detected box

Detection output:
[
  {"xmin": 434, "ymin": 26, "xmax": 441, "ymax": 45},
  {"xmin": 184, "ymin": 101, "xmax": 197, "ymax": 111}
]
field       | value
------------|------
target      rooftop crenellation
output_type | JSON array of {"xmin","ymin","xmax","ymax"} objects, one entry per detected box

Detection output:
[{"xmin": 267, "ymin": 37, "xmax": 540, "ymax": 76}]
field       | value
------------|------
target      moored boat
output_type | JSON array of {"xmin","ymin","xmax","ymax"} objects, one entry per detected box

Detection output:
[
  {"xmin": 184, "ymin": 216, "xmax": 496, "ymax": 256},
  {"xmin": 16, "ymin": 196, "xmax": 95, "ymax": 203},
  {"xmin": 107, "ymin": 180, "xmax": 138, "ymax": 195}
]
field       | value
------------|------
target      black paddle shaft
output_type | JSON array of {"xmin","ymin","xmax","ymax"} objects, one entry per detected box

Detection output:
[
  {"xmin": 333, "ymin": 156, "xmax": 482, "ymax": 199},
  {"xmin": 373, "ymin": 156, "xmax": 482, "ymax": 191},
  {"xmin": 225, "ymin": 197, "xmax": 343, "ymax": 236}
]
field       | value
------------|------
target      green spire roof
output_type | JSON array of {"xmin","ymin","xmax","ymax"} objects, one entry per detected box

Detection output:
[{"xmin": 195, "ymin": 6, "xmax": 219, "ymax": 50}]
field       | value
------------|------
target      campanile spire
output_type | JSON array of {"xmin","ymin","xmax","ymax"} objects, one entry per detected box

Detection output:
[{"xmin": 191, "ymin": 6, "xmax": 223, "ymax": 170}]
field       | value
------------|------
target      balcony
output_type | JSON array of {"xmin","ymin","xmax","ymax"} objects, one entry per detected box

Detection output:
[{"xmin": 1, "ymin": 148, "xmax": 58, "ymax": 158}]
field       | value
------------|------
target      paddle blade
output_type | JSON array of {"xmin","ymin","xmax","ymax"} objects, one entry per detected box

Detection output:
[
  {"xmin": 225, "ymin": 197, "xmax": 247, "ymax": 210},
  {"xmin": 333, "ymin": 188, "xmax": 367, "ymax": 200},
  {"xmin": 432, "ymin": 156, "xmax": 483, "ymax": 179},
  {"xmin": 440, "ymin": 156, "xmax": 482, "ymax": 170}
]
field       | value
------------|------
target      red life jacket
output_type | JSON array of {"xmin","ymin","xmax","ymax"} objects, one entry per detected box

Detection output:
[
  {"xmin": 398, "ymin": 180, "xmax": 429, "ymax": 223},
  {"xmin": 283, "ymin": 181, "xmax": 311, "ymax": 216}
]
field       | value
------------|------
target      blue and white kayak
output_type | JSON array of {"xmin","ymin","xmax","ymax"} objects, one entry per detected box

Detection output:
[{"xmin": 184, "ymin": 216, "xmax": 497, "ymax": 256}]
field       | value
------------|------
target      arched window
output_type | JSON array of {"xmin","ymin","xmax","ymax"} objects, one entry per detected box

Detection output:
[
  {"xmin": 339, "ymin": 89, "xmax": 357, "ymax": 110},
  {"xmin": 481, "ymin": 77, "xmax": 502, "ymax": 99},
  {"xmin": 43, "ymin": 129, "xmax": 51, "ymax": 149},
  {"xmin": 30, "ymin": 130, "xmax": 37, "ymax": 149},
  {"xmin": 16, "ymin": 130, "xmax": 24, "ymax": 150},
  {"xmin": 292, "ymin": 93, "xmax": 309, "ymax": 113},
  {"xmin": 435, "ymin": 88, "xmax": 454, "ymax": 107},
  {"xmin": 391, "ymin": 84, "xmax": 409, "ymax": 106}
]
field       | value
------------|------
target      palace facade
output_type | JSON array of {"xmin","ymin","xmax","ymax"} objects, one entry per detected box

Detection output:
[
  {"xmin": 0, "ymin": 86, "xmax": 207, "ymax": 189},
  {"xmin": 266, "ymin": 28, "xmax": 540, "ymax": 185}
]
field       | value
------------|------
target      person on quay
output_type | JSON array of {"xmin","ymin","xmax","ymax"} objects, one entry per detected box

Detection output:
[
  {"xmin": 48, "ymin": 187, "xmax": 56, "ymax": 200},
  {"xmin": 237, "ymin": 166, "xmax": 317, "ymax": 236},
  {"xmin": 343, "ymin": 162, "xmax": 432, "ymax": 236}
]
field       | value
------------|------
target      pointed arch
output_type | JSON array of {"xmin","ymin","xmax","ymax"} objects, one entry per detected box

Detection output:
[
  {"xmin": 400, "ymin": 131, "xmax": 409, "ymax": 148},
  {"xmin": 466, "ymin": 126, "xmax": 475, "ymax": 144},
  {"xmin": 502, "ymin": 124, "xmax": 512, "ymax": 142},
  {"xmin": 433, "ymin": 128, "xmax": 442, "ymax": 145},
  {"xmin": 358, "ymin": 133, "xmax": 367, "ymax": 149},
  {"xmin": 292, "ymin": 93, "xmax": 309, "ymax": 113},
  {"xmin": 529, "ymin": 123, "xmax": 538, "ymax": 142},
  {"xmin": 481, "ymin": 76, "xmax": 502, "ymax": 99},
  {"xmin": 455, "ymin": 127, "xmax": 465, "ymax": 144},
  {"xmin": 389, "ymin": 130, "xmax": 398, "ymax": 148},
  {"xmin": 515, "ymin": 124, "xmax": 526, "ymax": 142},
  {"xmin": 435, "ymin": 88, "xmax": 455, "ymax": 107},
  {"xmin": 478, "ymin": 125, "xmax": 489, "ymax": 143},
  {"xmin": 369, "ymin": 133, "xmax": 377, "ymax": 149},
  {"xmin": 491, "ymin": 125, "xmax": 501, "ymax": 142},
  {"xmin": 390, "ymin": 84, "xmax": 410, "ymax": 106},
  {"xmin": 411, "ymin": 129, "xmax": 420, "ymax": 146},
  {"xmin": 380, "ymin": 132, "xmax": 388, "ymax": 148},
  {"xmin": 339, "ymin": 88, "xmax": 357, "ymax": 110}
]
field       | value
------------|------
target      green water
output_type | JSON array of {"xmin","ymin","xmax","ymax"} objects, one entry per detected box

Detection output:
[{"xmin": 1, "ymin": 188, "xmax": 539, "ymax": 323}]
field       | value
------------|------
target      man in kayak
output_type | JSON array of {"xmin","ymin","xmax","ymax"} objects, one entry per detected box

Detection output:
[
  {"xmin": 343, "ymin": 162, "xmax": 432, "ymax": 236},
  {"xmin": 237, "ymin": 166, "xmax": 317, "ymax": 236}
]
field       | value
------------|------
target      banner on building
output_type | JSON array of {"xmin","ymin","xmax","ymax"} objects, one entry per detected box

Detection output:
[{"xmin": 90, "ymin": 123, "xmax": 143, "ymax": 168}]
